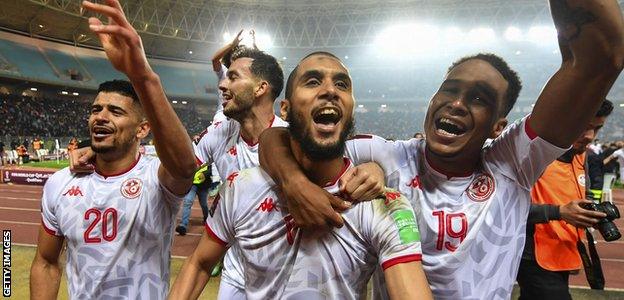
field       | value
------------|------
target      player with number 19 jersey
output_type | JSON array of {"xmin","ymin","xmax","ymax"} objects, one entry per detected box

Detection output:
[
  {"xmin": 205, "ymin": 158, "xmax": 422, "ymax": 299},
  {"xmin": 40, "ymin": 155, "xmax": 181, "ymax": 299},
  {"xmin": 346, "ymin": 116, "xmax": 567, "ymax": 299}
]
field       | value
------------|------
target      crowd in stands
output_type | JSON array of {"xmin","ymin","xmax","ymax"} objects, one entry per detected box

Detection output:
[{"xmin": 1, "ymin": 92, "xmax": 623, "ymax": 165}]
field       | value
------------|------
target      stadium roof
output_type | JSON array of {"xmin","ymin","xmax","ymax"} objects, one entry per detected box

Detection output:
[{"xmin": 1, "ymin": 0, "xmax": 623, "ymax": 62}]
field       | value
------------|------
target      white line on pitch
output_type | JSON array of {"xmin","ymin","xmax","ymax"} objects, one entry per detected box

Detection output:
[
  {"xmin": 0, "ymin": 220, "xmax": 39, "ymax": 226},
  {"xmin": 0, "ymin": 196, "xmax": 40, "ymax": 201},
  {"xmin": 0, "ymin": 206, "xmax": 39, "ymax": 212}
]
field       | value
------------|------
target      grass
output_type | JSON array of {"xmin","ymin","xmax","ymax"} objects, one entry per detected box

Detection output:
[
  {"xmin": 11, "ymin": 244, "xmax": 624, "ymax": 299},
  {"xmin": 19, "ymin": 160, "xmax": 69, "ymax": 170},
  {"xmin": 11, "ymin": 245, "xmax": 219, "ymax": 299}
]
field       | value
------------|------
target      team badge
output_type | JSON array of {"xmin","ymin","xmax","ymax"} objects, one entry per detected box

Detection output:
[
  {"xmin": 578, "ymin": 174, "xmax": 586, "ymax": 187},
  {"xmin": 467, "ymin": 173, "xmax": 495, "ymax": 202},
  {"xmin": 120, "ymin": 178, "xmax": 142, "ymax": 199}
]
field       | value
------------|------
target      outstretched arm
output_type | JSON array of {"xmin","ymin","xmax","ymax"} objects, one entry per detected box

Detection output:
[
  {"xmin": 83, "ymin": 0, "xmax": 195, "ymax": 195},
  {"xmin": 530, "ymin": 0, "xmax": 624, "ymax": 148},
  {"xmin": 169, "ymin": 232, "xmax": 227, "ymax": 299}
]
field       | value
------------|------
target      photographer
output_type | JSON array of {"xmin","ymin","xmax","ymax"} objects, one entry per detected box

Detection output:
[{"xmin": 517, "ymin": 100, "xmax": 614, "ymax": 299}]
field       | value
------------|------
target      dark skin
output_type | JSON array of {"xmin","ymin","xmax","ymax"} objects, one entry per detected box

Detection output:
[{"xmin": 259, "ymin": 0, "xmax": 624, "ymax": 229}]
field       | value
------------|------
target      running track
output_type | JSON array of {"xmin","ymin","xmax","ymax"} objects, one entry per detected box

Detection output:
[{"xmin": 2, "ymin": 183, "xmax": 623, "ymax": 290}]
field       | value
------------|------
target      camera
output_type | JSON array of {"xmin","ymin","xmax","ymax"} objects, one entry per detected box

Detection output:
[{"xmin": 581, "ymin": 201, "xmax": 621, "ymax": 241}]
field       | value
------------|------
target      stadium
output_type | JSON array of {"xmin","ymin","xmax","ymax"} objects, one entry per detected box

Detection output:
[{"xmin": 1, "ymin": 0, "xmax": 624, "ymax": 299}]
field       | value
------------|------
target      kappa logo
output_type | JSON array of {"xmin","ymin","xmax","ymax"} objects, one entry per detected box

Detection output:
[
  {"xmin": 228, "ymin": 145, "xmax": 237, "ymax": 156},
  {"xmin": 120, "ymin": 178, "xmax": 142, "ymax": 199},
  {"xmin": 384, "ymin": 191, "xmax": 402, "ymax": 205},
  {"xmin": 226, "ymin": 172, "xmax": 239, "ymax": 187},
  {"xmin": 466, "ymin": 173, "xmax": 495, "ymax": 202},
  {"xmin": 63, "ymin": 186, "xmax": 84, "ymax": 197},
  {"xmin": 406, "ymin": 176, "xmax": 421, "ymax": 189},
  {"xmin": 257, "ymin": 197, "xmax": 279, "ymax": 213},
  {"xmin": 213, "ymin": 121, "xmax": 222, "ymax": 128}
]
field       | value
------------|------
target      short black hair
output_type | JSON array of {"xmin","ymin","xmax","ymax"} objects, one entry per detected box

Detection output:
[
  {"xmin": 448, "ymin": 53, "xmax": 522, "ymax": 117},
  {"xmin": 285, "ymin": 51, "xmax": 342, "ymax": 100},
  {"xmin": 596, "ymin": 99, "xmax": 614, "ymax": 117},
  {"xmin": 231, "ymin": 48, "xmax": 284, "ymax": 100},
  {"xmin": 97, "ymin": 80, "xmax": 139, "ymax": 104}
]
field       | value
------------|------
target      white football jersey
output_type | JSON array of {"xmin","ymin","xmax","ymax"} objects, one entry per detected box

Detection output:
[
  {"xmin": 193, "ymin": 115, "xmax": 288, "ymax": 290},
  {"xmin": 346, "ymin": 116, "xmax": 567, "ymax": 299},
  {"xmin": 613, "ymin": 148, "xmax": 624, "ymax": 180},
  {"xmin": 40, "ymin": 155, "xmax": 181, "ymax": 299},
  {"xmin": 205, "ymin": 159, "xmax": 423, "ymax": 299}
]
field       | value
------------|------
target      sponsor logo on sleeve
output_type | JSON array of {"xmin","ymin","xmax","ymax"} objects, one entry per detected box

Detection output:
[{"xmin": 392, "ymin": 210, "xmax": 420, "ymax": 244}]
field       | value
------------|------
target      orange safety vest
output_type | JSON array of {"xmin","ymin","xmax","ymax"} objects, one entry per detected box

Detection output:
[{"xmin": 531, "ymin": 153, "xmax": 585, "ymax": 271}]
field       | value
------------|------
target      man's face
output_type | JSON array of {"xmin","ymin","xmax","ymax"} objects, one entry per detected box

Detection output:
[
  {"xmin": 424, "ymin": 59, "xmax": 509, "ymax": 159},
  {"xmin": 570, "ymin": 115, "xmax": 608, "ymax": 154},
  {"xmin": 283, "ymin": 55, "xmax": 354, "ymax": 160},
  {"xmin": 88, "ymin": 92, "xmax": 148, "ymax": 155},
  {"xmin": 219, "ymin": 57, "xmax": 257, "ymax": 119}
]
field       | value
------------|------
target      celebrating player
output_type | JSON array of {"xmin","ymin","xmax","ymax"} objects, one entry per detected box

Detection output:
[
  {"xmin": 258, "ymin": 1, "xmax": 624, "ymax": 298},
  {"xmin": 169, "ymin": 52, "xmax": 433, "ymax": 300},
  {"xmin": 29, "ymin": 1, "xmax": 196, "ymax": 299}
]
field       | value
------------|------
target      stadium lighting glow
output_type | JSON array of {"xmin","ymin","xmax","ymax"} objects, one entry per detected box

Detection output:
[
  {"xmin": 468, "ymin": 28, "xmax": 496, "ymax": 43},
  {"xmin": 358, "ymin": 104, "xmax": 364, "ymax": 108},
  {"xmin": 515, "ymin": 50, "xmax": 522, "ymax": 55},
  {"xmin": 38, "ymin": 24, "xmax": 44, "ymax": 28},
  {"xmin": 344, "ymin": 55, "xmax": 349, "ymax": 59},
  {"xmin": 504, "ymin": 27, "xmax": 523, "ymax": 41},
  {"xmin": 61, "ymin": 91, "xmax": 68, "ymax": 95},
  {"xmin": 188, "ymin": 50, "xmax": 193, "ymax": 54},
  {"xmin": 381, "ymin": 104, "xmax": 387, "ymax": 108},
  {"xmin": 30, "ymin": 87, "xmax": 37, "ymax": 91},
  {"xmin": 172, "ymin": 100, "xmax": 178, "ymax": 104},
  {"xmin": 375, "ymin": 23, "xmax": 441, "ymax": 54},
  {"xmin": 444, "ymin": 27, "xmax": 463, "ymax": 44},
  {"xmin": 249, "ymin": 32, "xmax": 273, "ymax": 49},
  {"xmin": 72, "ymin": 92, "xmax": 79, "ymax": 96},
  {"xmin": 527, "ymin": 26, "xmax": 557, "ymax": 44},
  {"xmin": 181, "ymin": 101, "xmax": 188, "ymax": 104},
  {"xmin": 282, "ymin": 56, "xmax": 287, "ymax": 60},
  {"xmin": 620, "ymin": 103, "xmax": 624, "ymax": 107},
  {"xmin": 222, "ymin": 32, "xmax": 231, "ymax": 42}
]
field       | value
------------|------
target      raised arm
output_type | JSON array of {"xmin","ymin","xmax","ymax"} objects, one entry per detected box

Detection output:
[
  {"xmin": 530, "ymin": 0, "xmax": 624, "ymax": 147},
  {"xmin": 30, "ymin": 227, "xmax": 64, "ymax": 300},
  {"xmin": 168, "ymin": 233, "xmax": 227, "ymax": 299},
  {"xmin": 83, "ymin": 0, "xmax": 195, "ymax": 195},
  {"xmin": 212, "ymin": 29, "xmax": 243, "ymax": 72}
]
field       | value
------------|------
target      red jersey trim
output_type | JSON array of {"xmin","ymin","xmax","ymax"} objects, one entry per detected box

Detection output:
[
  {"xmin": 241, "ymin": 115, "xmax": 277, "ymax": 147},
  {"xmin": 381, "ymin": 254, "xmax": 422, "ymax": 270},
  {"xmin": 41, "ymin": 219, "xmax": 59, "ymax": 236},
  {"xmin": 195, "ymin": 155, "xmax": 204, "ymax": 167},
  {"xmin": 324, "ymin": 158, "xmax": 352, "ymax": 188},
  {"xmin": 204, "ymin": 223, "xmax": 228, "ymax": 247},
  {"xmin": 525, "ymin": 116, "xmax": 538, "ymax": 140},
  {"xmin": 95, "ymin": 154, "xmax": 141, "ymax": 179}
]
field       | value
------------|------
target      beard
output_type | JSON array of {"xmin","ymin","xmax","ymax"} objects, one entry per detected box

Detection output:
[
  {"xmin": 223, "ymin": 88, "xmax": 254, "ymax": 119},
  {"xmin": 287, "ymin": 106, "xmax": 354, "ymax": 161},
  {"xmin": 90, "ymin": 134, "xmax": 135, "ymax": 157}
]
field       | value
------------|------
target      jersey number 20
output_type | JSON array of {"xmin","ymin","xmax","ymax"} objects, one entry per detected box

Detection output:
[{"xmin": 84, "ymin": 208, "xmax": 118, "ymax": 243}]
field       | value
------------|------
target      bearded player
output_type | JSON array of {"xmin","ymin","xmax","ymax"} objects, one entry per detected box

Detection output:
[
  {"xmin": 169, "ymin": 52, "xmax": 432, "ymax": 300},
  {"xmin": 259, "ymin": 1, "xmax": 624, "ymax": 298},
  {"xmin": 29, "ymin": 1, "xmax": 195, "ymax": 299}
]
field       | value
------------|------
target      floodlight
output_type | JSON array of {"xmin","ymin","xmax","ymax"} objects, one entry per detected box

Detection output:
[
  {"xmin": 527, "ymin": 26, "xmax": 557, "ymax": 44},
  {"xmin": 468, "ymin": 28, "xmax": 496, "ymax": 43},
  {"xmin": 504, "ymin": 27, "xmax": 522, "ymax": 41}
]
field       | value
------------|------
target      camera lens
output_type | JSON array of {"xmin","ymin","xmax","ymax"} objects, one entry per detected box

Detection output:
[
  {"xmin": 601, "ymin": 202, "xmax": 620, "ymax": 221},
  {"xmin": 597, "ymin": 221, "xmax": 622, "ymax": 242}
]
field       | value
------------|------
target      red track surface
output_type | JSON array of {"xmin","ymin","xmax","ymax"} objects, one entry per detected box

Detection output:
[{"xmin": 2, "ymin": 183, "xmax": 623, "ymax": 289}]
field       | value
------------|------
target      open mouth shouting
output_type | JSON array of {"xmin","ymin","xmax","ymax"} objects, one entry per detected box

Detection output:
[
  {"xmin": 434, "ymin": 117, "xmax": 468, "ymax": 139},
  {"xmin": 92, "ymin": 125, "xmax": 114, "ymax": 140},
  {"xmin": 312, "ymin": 106, "xmax": 342, "ymax": 134}
]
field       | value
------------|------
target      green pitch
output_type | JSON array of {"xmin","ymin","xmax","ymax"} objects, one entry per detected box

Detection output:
[{"xmin": 21, "ymin": 160, "xmax": 69, "ymax": 170}]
